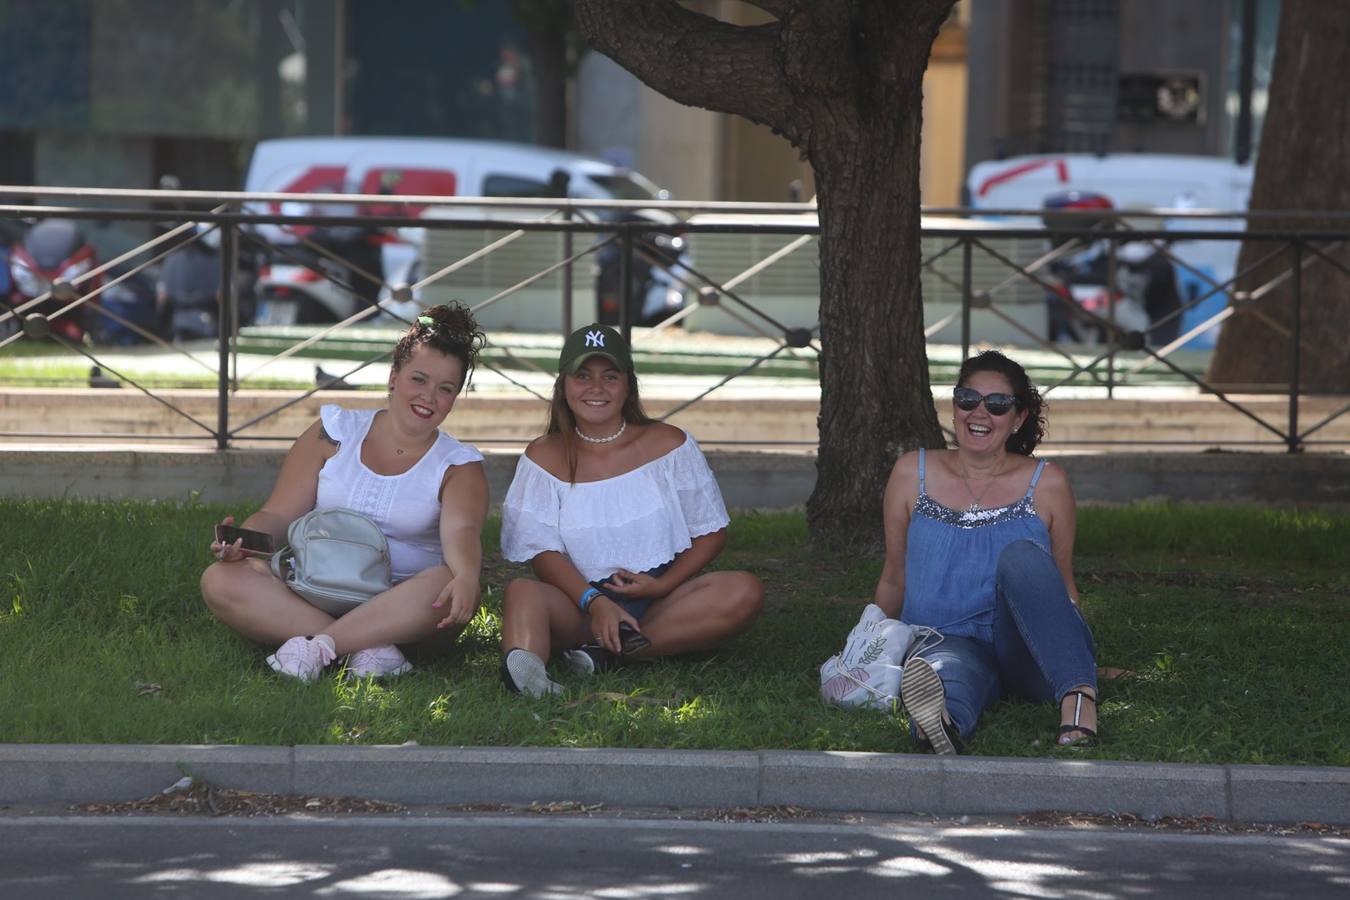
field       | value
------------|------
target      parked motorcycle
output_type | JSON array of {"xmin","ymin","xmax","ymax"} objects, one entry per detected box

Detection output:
[
  {"xmin": 7, "ymin": 219, "xmax": 101, "ymax": 341},
  {"xmin": 253, "ymin": 224, "xmax": 385, "ymax": 327},
  {"xmin": 0, "ymin": 243, "xmax": 13, "ymax": 339},
  {"xmin": 157, "ymin": 227, "xmax": 223, "ymax": 342},
  {"xmin": 1041, "ymin": 192, "xmax": 1180, "ymax": 346},
  {"xmin": 595, "ymin": 214, "xmax": 690, "ymax": 328},
  {"xmin": 89, "ymin": 263, "xmax": 157, "ymax": 346}
]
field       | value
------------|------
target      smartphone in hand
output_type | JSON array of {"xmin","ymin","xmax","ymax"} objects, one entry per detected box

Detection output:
[
  {"xmin": 214, "ymin": 524, "xmax": 275, "ymax": 558},
  {"xmin": 617, "ymin": 621, "xmax": 651, "ymax": 655}
]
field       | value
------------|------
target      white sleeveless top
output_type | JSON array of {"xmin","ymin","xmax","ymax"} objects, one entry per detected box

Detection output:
[
  {"xmin": 500, "ymin": 432, "xmax": 730, "ymax": 584},
  {"xmin": 315, "ymin": 405, "xmax": 483, "ymax": 581}
]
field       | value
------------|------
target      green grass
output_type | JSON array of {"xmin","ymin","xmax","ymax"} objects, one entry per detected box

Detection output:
[
  {"xmin": 0, "ymin": 344, "xmax": 316, "ymax": 390},
  {"xmin": 1, "ymin": 500, "xmax": 1346, "ymax": 764}
]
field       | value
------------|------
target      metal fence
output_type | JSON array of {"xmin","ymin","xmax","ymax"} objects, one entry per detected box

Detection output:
[{"xmin": 0, "ymin": 186, "xmax": 1346, "ymax": 452}]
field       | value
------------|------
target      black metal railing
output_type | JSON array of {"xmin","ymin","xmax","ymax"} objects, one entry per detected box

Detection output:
[{"xmin": 0, "ymin": 186, "xmax": 1345, "ymax": 452}]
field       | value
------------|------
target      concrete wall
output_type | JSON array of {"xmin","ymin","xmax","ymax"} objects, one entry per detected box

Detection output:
[
  {"xmin": 3, "ymin": 448, "xmax": 1348, "ymax": 511},
  {"xmin": 1114, "ymin": 0, "xmax": 1231, "ymax": 156},
  {"xmin": 964, "ymin": 0, "xmax": 1234, "ymax": 166}
]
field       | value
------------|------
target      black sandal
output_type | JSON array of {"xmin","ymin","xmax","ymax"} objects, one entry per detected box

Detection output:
[{"xmin": 1057, "ymin": 689, "xmax": 1099, "ymax": 747}]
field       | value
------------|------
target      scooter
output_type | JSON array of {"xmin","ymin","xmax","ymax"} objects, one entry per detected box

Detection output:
[
  {"xmin": 253, "ymin": 224, "xmax": 386, "ymax": 327},
  {"xmin": 8, "ymin": 219, "xmax": 101, "ymax": 342},
  {"xmin": 88, "ymin": 263, "xmax": 157, "ymax": 346},
  {"xmin": 1041, "ymin": 192, "xmax": 1174, "ymax": 345},
  {"xmin": 595, "ymin": 215, "xmax": 690, "ymax": 328}
]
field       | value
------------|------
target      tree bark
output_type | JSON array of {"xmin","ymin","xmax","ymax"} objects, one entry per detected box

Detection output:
[
  {"xmin": 574, "ymin": 0, "xmax": 951, "ymax": 547},
  {"xmin": 514, "ymin": 0, "xmax": 577, "ymax": 148},
  {"xmin": 525, "ymin": 25, "xmax": 569, "ymax": 147},
  {"xmin": 1207, "ymin": 0, "xmax": 1350, "ymax": 393}
]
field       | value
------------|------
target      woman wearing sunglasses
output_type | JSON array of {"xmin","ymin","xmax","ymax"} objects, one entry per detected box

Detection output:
[{"xmin": 872, "ymin": 350, "xmax": 1097, "ymax": 753}]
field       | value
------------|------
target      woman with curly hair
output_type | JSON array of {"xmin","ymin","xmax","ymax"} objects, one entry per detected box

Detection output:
[
  {"xmin": 874, "ymin": 350, "xmax": 1098, "ymax": 753},
  {"xmin": 201, "ymin": 303, "xmax": 489, "ymax": 682}
]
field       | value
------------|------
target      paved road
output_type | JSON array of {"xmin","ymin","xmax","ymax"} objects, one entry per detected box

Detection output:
[{"xmin": 2, "ymin": 813, "xmax": 1346, "ymax": 898}]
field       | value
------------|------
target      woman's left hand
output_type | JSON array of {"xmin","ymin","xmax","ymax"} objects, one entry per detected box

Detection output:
[
  {"xmin": 433, "ymin": 573, "xmax": 480, "ymax": 629},
  {"xmin": 602, "ymin": 569, "xmax": 664, "ymax": 599},
  {"xmin": 210, "ymin": 515, "xmax": 246, "ymax": 563}
]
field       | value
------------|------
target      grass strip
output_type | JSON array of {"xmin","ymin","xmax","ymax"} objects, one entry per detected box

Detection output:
[{"xmin": 1, "ymin": 500, "xmax": 1345, "ymax": 764}]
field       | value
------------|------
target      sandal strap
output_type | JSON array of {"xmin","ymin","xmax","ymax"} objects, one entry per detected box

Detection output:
[{"xmin": 1059, "ymin": 689, "xmax": 1099, "ymax": 744}]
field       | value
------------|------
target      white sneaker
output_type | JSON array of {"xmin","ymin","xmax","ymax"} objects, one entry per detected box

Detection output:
[
  {"xmin": 346, "ymin": 645, "xmax": 414, "ymax": 679},
  {"xmin": 501, "ymin": 649, "xmax": 563, "ymax": 698},
  {"xmin": 266, "ymin": 636, "xmax": 337, "ymax": 683}
]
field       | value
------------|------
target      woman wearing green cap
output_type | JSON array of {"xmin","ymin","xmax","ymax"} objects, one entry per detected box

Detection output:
[{"xmin": 497, "ymin": 323, "xmax": 763, "ymax": 696}]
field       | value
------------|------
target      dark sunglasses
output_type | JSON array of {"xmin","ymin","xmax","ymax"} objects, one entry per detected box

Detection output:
[{"xmin": 953, "ymin": 387, "xmax": 1018, "ymax": 416}]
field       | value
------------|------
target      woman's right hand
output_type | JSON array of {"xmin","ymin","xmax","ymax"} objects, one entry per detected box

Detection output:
[
  {"xmin": 209, "ymin": 515, "xmax": 246, "ymax": 563},
  {"xmin": 586, "ymin": 595, "xmax": 641, "ymax": 655}
]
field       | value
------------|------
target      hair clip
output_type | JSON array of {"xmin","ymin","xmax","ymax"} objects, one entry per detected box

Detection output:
[{"xmin": 417, "ymin": 315, "xmax": 434, "ymax": 327}]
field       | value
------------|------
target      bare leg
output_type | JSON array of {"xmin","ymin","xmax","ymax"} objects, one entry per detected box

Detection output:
[
  {"xmin": 201, "ymin": 559, "xmax": 334, "ymax": 644},
  {"xmin": 632, "ymin": 570, "xmax": 763, "ymax": 657},
  {"xmin": 500, "ymin": 578, "xmax": 590, "ymax": 659},
  {"xmin": 322, "ymin": 566, "xmax": 463, "ymax": 654}
]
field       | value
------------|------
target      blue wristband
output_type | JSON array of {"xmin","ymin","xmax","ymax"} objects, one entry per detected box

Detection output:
[{"xmin": 578, "ymin": 587, "xmax": 602, "ymax": 611}]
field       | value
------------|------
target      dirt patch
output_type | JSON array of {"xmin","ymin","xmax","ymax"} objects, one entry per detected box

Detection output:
[
  {"xmin": 75, "ymin": 780, "xmax": 406, "ymax": 818},
  {"xmin": 1017, "ymin": 810, "xmax": 1350, "ymax": 837}
]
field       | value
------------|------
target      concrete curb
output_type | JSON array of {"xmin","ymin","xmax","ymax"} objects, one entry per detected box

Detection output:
[{"xmin": 2, "ymin": 745, "xmax": 1346, "ymax": 825}]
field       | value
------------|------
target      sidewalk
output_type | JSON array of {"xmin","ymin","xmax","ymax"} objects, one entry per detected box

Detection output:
[{"xmin": 2, "ymin": 744, "xmax": 1347, "ymax": 825}]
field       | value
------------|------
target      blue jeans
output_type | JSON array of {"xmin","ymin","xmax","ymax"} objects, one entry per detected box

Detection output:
[{"xmin": 911, "ymin": 540, "xmax": 1097, "ymax": 739}]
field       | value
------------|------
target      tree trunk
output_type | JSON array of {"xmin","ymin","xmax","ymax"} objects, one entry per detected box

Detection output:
[
  {"xmin": 804, "ymin": 16, "xmax": 944, "ymax": 545},
  {"xmin": 525, "ymin": 25, "xmax": 569, "ymax": 148},
  {"xmin": 1207, "ymin": 0, "xmax": 1350, "ymax": 393},
  {"xmin": 574, "ymin": 0, "xmax": 951, "ymax": 547}
]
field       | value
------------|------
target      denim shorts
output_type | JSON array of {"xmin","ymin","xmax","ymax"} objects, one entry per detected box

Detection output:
[{"xmin": 590, "ymin": 562, "xmax": 671, "ymax": 622}]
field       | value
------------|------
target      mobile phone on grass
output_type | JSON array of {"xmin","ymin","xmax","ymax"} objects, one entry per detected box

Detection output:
[{"xmin": 214, "ymin": 524, "xmax": 275, "ymax": 557}]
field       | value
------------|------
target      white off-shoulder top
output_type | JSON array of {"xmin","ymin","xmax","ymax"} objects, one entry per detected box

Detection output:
[
  {"xmin": 315, "ymin": 405, "xmax": 483, "ymax": 581},
  {"xmin": 500, "ymin": 432, "xmax": 730, "ymax": 584}
]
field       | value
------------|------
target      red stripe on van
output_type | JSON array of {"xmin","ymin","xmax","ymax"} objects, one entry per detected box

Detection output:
[
  {"xmin": 976, "ymin": 158, "xmax": 1069, "ymax": 199},
  {"xmin": 357, "ymin": 168, "xmax": 458, "ymax": 218}
]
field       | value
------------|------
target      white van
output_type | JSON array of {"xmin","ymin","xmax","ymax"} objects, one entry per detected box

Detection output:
[
  {"xmin": 966, "ymin": 153, "xmax": 1251, "ymax": 213},
  {"xmin": 242, "ymin": 137, "xmax": 671, "ymax": 326},
  {"xmin": 244, "ymin": 136, "xmax": 666, "ymax": 208},
  {"xmin": 966, "ymin": 153, "xmax": 1254, "ymax": 348}
]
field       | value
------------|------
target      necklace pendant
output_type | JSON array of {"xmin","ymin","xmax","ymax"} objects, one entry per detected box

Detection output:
[{"xmin": 967, "ymin": 501, "xmax": 981, "ymax": 514}]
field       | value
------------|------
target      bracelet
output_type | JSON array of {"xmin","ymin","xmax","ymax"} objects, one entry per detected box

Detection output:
[{"xmin": 578, "ymin": 587, "xmax": 602, "ymax": 611}]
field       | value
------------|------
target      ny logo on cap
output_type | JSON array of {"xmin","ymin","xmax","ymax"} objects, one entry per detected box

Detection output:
[{"xmin": 584, "ymin": 330, "xmax": 605, "ymax": 348}]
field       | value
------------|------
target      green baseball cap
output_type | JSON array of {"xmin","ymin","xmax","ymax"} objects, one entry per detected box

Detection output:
[{"xmin": 559, "ymin": 323, "xmax": 633, "ymax": 374}]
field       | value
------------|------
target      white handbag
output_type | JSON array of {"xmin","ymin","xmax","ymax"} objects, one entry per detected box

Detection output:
[{"xmin": 271, "ymin": 508, "xmax": 393, "ymax": 617}]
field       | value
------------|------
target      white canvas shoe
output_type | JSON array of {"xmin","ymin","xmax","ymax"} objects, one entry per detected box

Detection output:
[
  {"xmin": 266, "ymin": 636, "xmax": 337, "ymax": 683},
  {"xmin": 346, "ymin": 645, "xmax": 414, "ymax": 679}
]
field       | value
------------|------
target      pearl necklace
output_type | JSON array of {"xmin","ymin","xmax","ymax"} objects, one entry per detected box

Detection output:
[{"xmin": 575, "ymin": 420, "xmax": 626, "ymax": 444}]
